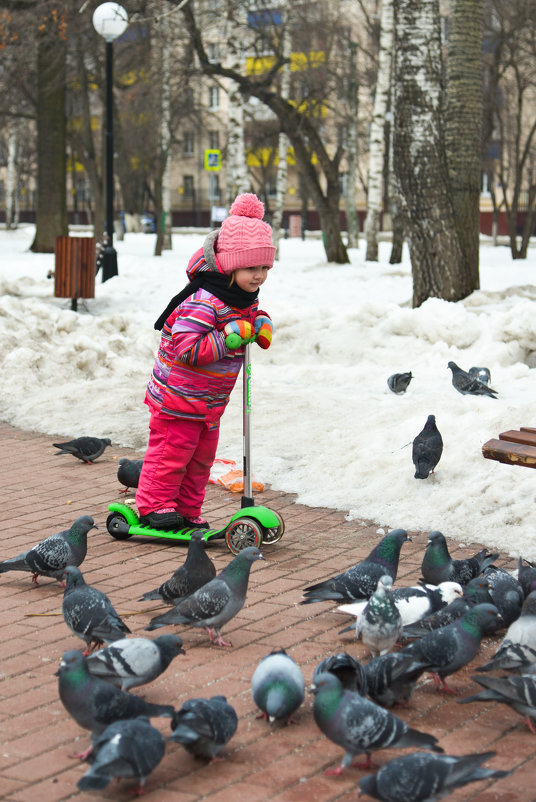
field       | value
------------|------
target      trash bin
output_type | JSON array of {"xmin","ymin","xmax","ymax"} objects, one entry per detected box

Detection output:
[{"xmin": 54, "ymin": 235, "xmax": 96, "ymax": 311}]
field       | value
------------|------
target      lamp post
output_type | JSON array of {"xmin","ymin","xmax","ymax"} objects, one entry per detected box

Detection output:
[{"xmin": 92, "ymin": 2, "xmax": 128, "ymax": 282}]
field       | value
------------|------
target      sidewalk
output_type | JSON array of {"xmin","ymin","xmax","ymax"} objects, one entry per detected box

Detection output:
[{"xmin": 0, "ymin": 420, "xmax": 533, "ymax": 801}]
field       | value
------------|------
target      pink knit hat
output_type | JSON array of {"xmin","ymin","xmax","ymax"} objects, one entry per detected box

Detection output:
[{"xmin": 215, "ymin": 193, "xmax": 276, "ymax": 274}]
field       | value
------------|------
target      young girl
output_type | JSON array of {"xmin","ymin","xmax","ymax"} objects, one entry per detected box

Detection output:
[{"xmin": 135, "ymin": 193, "xmax": 275, "ymax": 531}]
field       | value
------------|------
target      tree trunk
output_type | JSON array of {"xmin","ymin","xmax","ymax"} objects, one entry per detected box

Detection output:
[
  {"xmin": 344, "ymin": 41, "xmax": 360, "ymax": 249},
  {"xmin": 225, "ymin": 2, "xmax": 249, "ymax": 201},
  {"xmin": 155, "ymin": 7, "xmax": 172, "ymax": 255},
  {"xmin": 364, "ymin": 0, "xmax": 393, "ymax": 261},
  {"xmin": 31, "ymin": 10, "xmax": 68, "ymax": 253},
  {"xmin": 271, "ymin": 17, "xmax": 291, "ymax": 259},
  {"xmin": 393, "ymin": 0, "xmax": 465, "ymax": 308},
  {"xmin": 445, "ymin": 0, "xmax": 482, "ymax": 294}
]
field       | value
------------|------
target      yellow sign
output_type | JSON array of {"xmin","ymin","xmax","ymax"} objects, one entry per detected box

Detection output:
[{"xmin": 204, "ymin": 149, "xmax": 221, "ymax": 171}]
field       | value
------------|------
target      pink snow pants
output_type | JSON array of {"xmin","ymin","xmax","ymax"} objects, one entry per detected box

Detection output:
[{"xmin": 136, "ymin": 413, "xmax": 219, "ymax": 518}]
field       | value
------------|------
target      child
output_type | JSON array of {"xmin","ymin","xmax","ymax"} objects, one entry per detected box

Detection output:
[{"xmin": 135, "ymin": 193, "xmax": 275, "ymax": 531}]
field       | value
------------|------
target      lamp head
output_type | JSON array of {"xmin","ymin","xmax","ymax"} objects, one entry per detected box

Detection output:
[{"xmin": 92, "ymin": 2, "xmax": 128, "ymax": 42}]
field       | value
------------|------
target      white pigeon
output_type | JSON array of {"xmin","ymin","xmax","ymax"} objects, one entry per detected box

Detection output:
[{"xmin": 338, "ymin": 581, "xmax": 463, "ymax": 627}]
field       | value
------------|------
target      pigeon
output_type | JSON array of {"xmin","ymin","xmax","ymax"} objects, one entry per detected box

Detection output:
[
  {"xmin": 62, "ymin": 566, "xmax": 131, "ymax": 654},
  {"xmin": 364, "ymin": 651, "xmax": 430, "ymax": 708},
  {"xmin": 86, "ymin": 635, "xmax": 185, "ymax": 691},
  {"xmin": 338, "ymin": 582, "xmax": 463, "ymax": 628},
  {"xmin": 397, "ymin": 603, "xmax": 500, "ymax": 693},
  {"xmin": 117, "ymin": 457, "xmax": 144, "ymax": 493},
  {"xmin": 251, "ymin": 648, "xmax": 305, "ymax": 724},
  {"xmin": 301, "ymin": 529, "xmax": 410, "ymax": 605},
  {"xmin": 145, "ymin": 546, "xmax": 265, "ymax": 646},
  {"xmin": 387, "ymin": 372, "xmax": 412, "ymax": 394},
  {"xmin": 468, "ymin": 365, "xmax": 492, "ymax": 385},
  {"xmin": 412, "ymin": 414, "xmax": 443, "ymax": 479},
  {"xmin": 56, "ymin": 650, "xmax": 175, "ymax": 756},
  {"xmin": 420, "ymin": 531, "xmax": 498, "ymax": 586},
  {"xmin": 77, "ymin": 717, "xmax": 166, "ymax": 794},
  {"xmin": 476, "ymin": 590, "xmax": 536, "ymax": 672},
  {"xmin": 459, "ymin": 673, "xmax": 536, "ymax": 733},
  {"xmin": 313, "ymin": 653, "xmax": 368, "ymax": 695},
  {"xmin": 358, "ymin": 750, "xmax": 511, "ymax": 802},
  {"xmin": 139, "ymin": 529, "xmax": 216, "ymax": 604},
  {"xmin": 52, "ymin": 436, "xmax": 112, "ymax": 462},
  {"xmin": 517, "ymin": 557, "xmax": 536, "ymax": 598},
  {"xmin": 401, "ymin": 576, "xmax": 495, "ymax": 639},
  {"xmin": 447, "ymin": 360, "xmax": 498, "ymax": 398},
  {"xmin": 310, "ymin": 672, "xmax": 442, "ymax": 774},
  {"xmin": 340, "ymin": 575, "xmax": 403, "ymax": 656},
  {"xmin": 169, "ymin": 695, "xmax": 238, "ymax": 760},
  {"xmin": 0, "ymin": 515, "xmax": 96, "ymax": 586},
  {"xmin": 482, "ymin": 565, "xmax": 524, "ymax": 627}
]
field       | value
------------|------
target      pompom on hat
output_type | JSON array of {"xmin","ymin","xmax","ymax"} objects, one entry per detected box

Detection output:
[{"xmin": 215, "ymin": 193, "xmax": 276, "ymax": 274}]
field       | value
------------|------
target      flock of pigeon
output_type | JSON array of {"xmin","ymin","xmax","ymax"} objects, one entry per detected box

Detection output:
[
  {"xmin": 2, "ymin": 431, "xmax": 535, "ymax": 799},
  {"xmin": 388, "ymin": 361, "xmax": 498, "ymax": 480}
]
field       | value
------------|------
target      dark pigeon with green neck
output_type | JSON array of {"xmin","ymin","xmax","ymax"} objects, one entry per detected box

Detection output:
[
  {"xmin": 310, "ymin": 672, "xmax": 442, "ymax": 775},
  {"xmin": 139, "ymin": 529, "xmax": 216, "ymax": 604},
  {"xmin": 0, "ymin": 515, "xmax": 96, "ymax": 586},
  {"xmin": 301, "ymin": 529, "xmax": 410, "ymax": 605},
  {"xmin": 421, "ymin": 531, "xmax": 498, "ymax": 586}
]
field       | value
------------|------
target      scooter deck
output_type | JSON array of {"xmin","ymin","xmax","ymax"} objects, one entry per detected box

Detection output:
[{"xmin": 124, "ymin": 521, "xmax": 225, "ymax": 542}]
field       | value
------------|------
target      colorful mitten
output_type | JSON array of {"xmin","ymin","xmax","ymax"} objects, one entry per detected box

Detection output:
[
  {"xmin": 254, "ymin": 315, "xmax": 273, "ymax": 349},
  {"xmin": 224, "ymin": 320, "xmax": 255, "ymax": 350}
]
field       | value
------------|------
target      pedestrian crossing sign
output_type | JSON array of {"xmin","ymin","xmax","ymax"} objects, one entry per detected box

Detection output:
[{"xmin": 204, "ymin": 149, "xmax": 222, "ymax": 171}]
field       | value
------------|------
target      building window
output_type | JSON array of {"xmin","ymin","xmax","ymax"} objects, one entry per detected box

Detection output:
[
  {"xmin": 183, "ymin": 175, "xmax": 195, "ymax": 198},
  {"xmin": 208, "ymin": 85, "xmax": 219, "ymax": 110},
  {"xmin": 208, "ymin": 130, "xmax": 219, "ymax": 149},
  {"xmin": 207, "ymin": 42, "xmax": 219, "ymax": 62},
  {"xmin": 183, "ymin": 131, "xmax": 194, "ymax": 156},
  {"xmin": 209, "ymin": 174, "xmax": 220, "ymax": 201}
]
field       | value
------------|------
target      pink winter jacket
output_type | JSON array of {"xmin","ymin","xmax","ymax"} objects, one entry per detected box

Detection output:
[{"xmin": 145, "ymin": 235, "xmax": 265, "ymax": 428}]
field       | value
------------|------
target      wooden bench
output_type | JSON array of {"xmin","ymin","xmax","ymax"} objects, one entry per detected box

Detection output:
[{"xmin": 482, "ymin": 427, "xmax": 536, "ymax": 468}]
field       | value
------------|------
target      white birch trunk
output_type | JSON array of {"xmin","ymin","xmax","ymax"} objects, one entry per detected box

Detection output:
[
  {"xmin": 225, "ymin": 2, "xmax": 249, "ymax": 202},
  {"xmin": 364, "ymin": 0, "xmax": 393, "ymax": 261},
  {"xmin": 160, "ymin": 20, "xmax": 172, "ymax": 251},
  {"xmin": 6, "ymin": 121, "xmax": 17, "ymax": 229},
  {"xmin": 271, "ymin": 18, "xmax": 291, "ymax": 258}
]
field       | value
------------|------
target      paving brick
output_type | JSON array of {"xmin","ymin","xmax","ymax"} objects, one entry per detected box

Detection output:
[{"xmin": 1, "ymin": 421, "xmax": 534, "ymax": 801}]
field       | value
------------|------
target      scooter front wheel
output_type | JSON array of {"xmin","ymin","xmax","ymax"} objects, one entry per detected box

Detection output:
[
  {"xmin": 261, "ymin": 510, "xmax": 285, "ymax": 546},
  {"xmin": 225, "ymin": 517, "xmax": 262, "ymax": 555},
  {"xmin": 106, "ymin": 512, "xmax": 132, "ymax": 540}
]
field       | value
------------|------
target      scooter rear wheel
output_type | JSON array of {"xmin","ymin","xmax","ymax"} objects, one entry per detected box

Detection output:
[
  {"xmin": 225, "ymin": 517, "xmax": 262, "ymax": 555},
  {"xmin": 106, "ymin": 512, "xmax": 132, "ymax": 540}
]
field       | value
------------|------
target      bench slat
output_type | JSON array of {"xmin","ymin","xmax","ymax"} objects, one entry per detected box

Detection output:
[
  {"xmin": 499, "ymin": 429, "xmax": 536, "ymax": 447},
  {"xmin": 483, "ymin": 438, "xmax": 536, "ymax": 468}
]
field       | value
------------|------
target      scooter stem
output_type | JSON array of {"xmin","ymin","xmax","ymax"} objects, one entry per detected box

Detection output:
[{"xmin": 241, "ymin": 343, "xmax": 254, "ymax": 507}]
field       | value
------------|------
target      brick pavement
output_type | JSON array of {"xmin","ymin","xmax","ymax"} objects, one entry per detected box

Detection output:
[{"xmin": 0, "ymin": 420, "xmax": 533, "ymax": 801}]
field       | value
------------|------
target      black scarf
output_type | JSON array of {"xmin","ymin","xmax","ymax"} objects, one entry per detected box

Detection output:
[{"xmin": 154, "ymin": 272, "xmax": 259, "ymax": 330}]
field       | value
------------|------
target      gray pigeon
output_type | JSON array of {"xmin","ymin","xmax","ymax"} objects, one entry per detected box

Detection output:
[
  {"xmin": 145, "ymin": 546, "xmax": 265, "ymax": 646},
  {"xmin": 364, "ymin": 651, "xmax": 430, "ymax": 708},
  {"xmin": 169, "ymin": 695, "xmax": 238, "ymax": 760},
  {"xmin": 459, "ymin": 672, "xmax": 536, "ymax": 732},
  {"xmin": 62, "ymin": 566, "xmax": 131, "ymax": 654},
  {"xmin": 139, "ymin": 529, "xmax": 216, "ymax": 604},
  {"xmin": 517, "ymin": 557, "xmax": 536, "ymax": 598},
  {"xmin": 301, "ymin": 529, "xmax": 410, "ymax": 605},
  {"xmin": 401, "ymin": 577, "xmax": 495, "ymax": 639},
  {"xmin": 412, "ymin": 414, "xmax": 443, "ymax": 479},
  {"xmin": 476, "ymin": 590, "xmax": 536, "ymax": 672},
  {"xmin": 447, "ymin": 361, "xmax": 498, "ymax": 398},
  {"xmin": 86, "ymin": 634, "xmax": 185, "ymax": 691},
  {"xmin": 117, "ymin": 457, "xmax": 144, "ymax": 493},
  {"xmin": 0, "ymin": 515, "xmax": 96, "ymax": 586},
  {"xmin": 338, "ymin": 582, "xmax": 463, "ymax": 627},
  {"xmin": 56, "ymin": 650, "xmax": 175, "ymax": 757},
  {"xmin": 313, "ymin": 653, "xmax": 368, "ymax": 695},
  {"xmin": 398, "ymin": 603, "xmax": 500, "ymax": 693},
  {"xmin": 387, "ymin": 372, "xmax": 413, "ymax": 394},
  {"xmin": 53, "ymin": 436, "xmax": 112, "ymax": 462},
  {"xmin": 482, "ymin": 565, "xmax": 524, "ymax": 627},
  {"xmin": 310, "ymin": 672, "xmax": 442, "ymax": 775},
  {"xmin": 468, "ymin": 365, "xmax": 492, "ymax": 385},
  {"xmin": 340, "ymin": 575, "xmax": 403, "ymax": 656},
  {"xmin": 358, "ymin": 750, "xmax": 511, "ymax": 802},
  {"xmin": 251, "ymin": 648, "xmax": 305, "ymax": 724},
  {"xmin": 420, "ymin": 531, "xmax": 498, "ymax": 586},
  {"xmin": 77, "ymin": 717, "xmax": 166, "ymax": 794}
]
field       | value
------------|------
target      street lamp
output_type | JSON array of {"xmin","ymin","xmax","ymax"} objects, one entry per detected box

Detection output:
[{"xmin": 92, "ymin": 2, "xmax": 128, "ymax": 282}]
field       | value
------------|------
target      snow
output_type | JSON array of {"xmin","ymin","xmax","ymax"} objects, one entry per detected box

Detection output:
[{"xmin": 1, "ymin": 224, "xmax": 536, "ymax": 558}]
